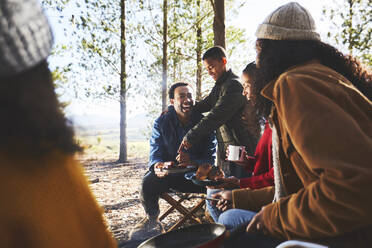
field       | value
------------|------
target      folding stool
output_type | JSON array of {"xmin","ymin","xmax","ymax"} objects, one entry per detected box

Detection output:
[{"xmin": 159, "ymin": 192, "xmax": 206, "ymax": 232}]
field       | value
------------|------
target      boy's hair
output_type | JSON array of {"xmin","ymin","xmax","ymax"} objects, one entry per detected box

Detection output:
[
  {"xmin": 168, "ymin": 82, "xmax": 191, "ymax": 99},
  {"xmin": 202, "ymin": 46, "xmax": 226, "ymax": 61}
]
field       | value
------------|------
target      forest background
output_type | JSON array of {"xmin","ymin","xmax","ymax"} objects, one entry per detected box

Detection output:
[{"xmin": 41, "ymin": 0, "xmax": 371, "ymax": 162}]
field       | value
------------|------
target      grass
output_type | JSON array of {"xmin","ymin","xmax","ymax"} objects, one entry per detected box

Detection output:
[{"xmin": 76, "ymin": 132, "xmax": 150, "ymax": 162}]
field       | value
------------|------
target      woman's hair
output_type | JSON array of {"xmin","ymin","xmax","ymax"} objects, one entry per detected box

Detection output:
[
  {"xmin": 254, "ymin": 39, "xmax": 372, "ymax": 118},
  {"xmin": 242, "ymin": 62, "xmax": 257, "ymax": 76},
  {"xmin": 241, "ymin": 62, "xmax": 263, "ymax": 139},
  {"xmin": 0, "ymin": 61, "xmax": 82, "ymax": 157},
  {"xmin": 243, "ymin": 61, "xmax": 273, "ymax": 121}
]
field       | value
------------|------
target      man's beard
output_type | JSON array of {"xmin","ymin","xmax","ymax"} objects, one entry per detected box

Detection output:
[{"xmin": 180, "ymin": 104, "xmax": 192, "ymax": 114}]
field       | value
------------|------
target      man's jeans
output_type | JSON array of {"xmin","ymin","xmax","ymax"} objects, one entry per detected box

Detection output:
[
  {"xmin": 218, "ymin": 209, "xmax": 257, "ymax": 231},
  {"xmin": 140, "ymin": 170, "xmax": 206, "ymax": 217}
]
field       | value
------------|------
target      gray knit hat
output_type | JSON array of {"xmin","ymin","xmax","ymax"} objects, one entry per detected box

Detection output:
[
  {"xmin": 0, "ymin": 0, "xmax": 53, "ymax": 78},
  {"xmin": 255, "ymin": 2, "xmax": 320, "ymax": 41}
]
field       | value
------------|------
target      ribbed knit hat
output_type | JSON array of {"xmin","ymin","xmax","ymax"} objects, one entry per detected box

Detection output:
[
  {"xmin": 0, "ymin": 0, "xmax": 53, "ymax": 78},
  {"xmin": 255, "ymin": 2, "xmax": 320, "ymax": 41}
]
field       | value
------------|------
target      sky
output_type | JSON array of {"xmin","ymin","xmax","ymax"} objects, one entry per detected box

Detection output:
[
  {"xmin": 232, "ymin": 0, "xmax": 330, "ymax": 38},
  {"xmin": 44, "ymin": 0, "xmax": 333, "ymax": 123}
]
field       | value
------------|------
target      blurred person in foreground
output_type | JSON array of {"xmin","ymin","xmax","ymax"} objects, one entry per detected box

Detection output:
[
  {"xmin": 223, "ymin": 2, "xmax": 372, "ymax": 247},
  {"xmin": 129, "ymin": 82, "xmax": 216, "ymax": 241},
  {"xmin": 0, "ymin": 0, "xmax": 117, "ymax": 247},
  {"xmin": 206, "ymin": 62, "xmax": 275, "ymax": 223}
]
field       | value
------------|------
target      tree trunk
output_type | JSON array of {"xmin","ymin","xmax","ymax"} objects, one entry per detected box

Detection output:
[
  {"xmin": 162, "ymin": 0, "xmax": 168, "ymax": 111},
  {"xmin": 347, "ymin": 0, "xmax": 353, "ymax": 55},
  {"xmin": 212, "ymin": 0, "xmax": 225, "ymax": 48},
  {"xmin": 118, "ymin": 0, "xmax": 127, "ymax": 163},
  {"xmin": 172, "ymin": 42, "xmax": 176, "ymax": 82},
  {"xmin": 196, "ymin": 0, "xmax": 202, "ymax": 101}
]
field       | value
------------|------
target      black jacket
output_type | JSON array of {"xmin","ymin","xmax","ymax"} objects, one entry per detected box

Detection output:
[{"xmin": 185, "ymin": 69, "xmax": 258, "ymax": 159}]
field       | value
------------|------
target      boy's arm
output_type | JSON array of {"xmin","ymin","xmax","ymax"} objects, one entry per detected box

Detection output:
[
  {"xmin": 185, "ymin": 83, "xmax": 245, "ymax": 145},
  {"xmin": 189, "ymin": 131, "xmax": 217, "ymax": 166},
  {"xmin": 193, "ymin": 91, "xmax": 213, "ymax": 113}
]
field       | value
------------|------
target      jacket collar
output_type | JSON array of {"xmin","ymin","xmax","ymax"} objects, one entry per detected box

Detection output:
[
  {"xmin": 260, "ymin": 60, "xmax": 321, "ymax": 101},
  {"xmin": 261, "ymin": 79, "xmax": 276, "ymax": 101},
  {"xmin": 215, "ymin": 69, "xmax": 232, "ymax": 86},
  {"xmin": 167, "ymin": 105, "xmax": 179, "ymax": 126}
]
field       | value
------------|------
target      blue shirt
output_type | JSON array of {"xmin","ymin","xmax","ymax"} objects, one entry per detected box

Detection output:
[{"xmin": 148, "ymin": 105, "xmax": 216, "ymax": 168}]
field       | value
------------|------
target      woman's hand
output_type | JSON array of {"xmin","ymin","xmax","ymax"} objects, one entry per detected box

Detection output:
[
  {"xmin": 226, "ymin": 147, "xmax": 248, "ymax": 167},
  {"xmin": 212, "ymin": 190, "xmax": 233, "ymax": 211},
  {"xmin": 246, "ymin": 206, "xmax": 268, "ymax": 235},
  {"xmin": 207, "ymin": 176, "xmax": 240, "ymax": 189}
]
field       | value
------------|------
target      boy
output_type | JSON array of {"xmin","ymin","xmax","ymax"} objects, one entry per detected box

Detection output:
[{"xmin": 179, "ymin": 46, "xmax": 258, "ymax": 178}]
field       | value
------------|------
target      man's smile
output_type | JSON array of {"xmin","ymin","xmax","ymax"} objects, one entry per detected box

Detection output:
[{"xmin": 181, "ymin": 104, "xmax": 191, "ymax": 112}]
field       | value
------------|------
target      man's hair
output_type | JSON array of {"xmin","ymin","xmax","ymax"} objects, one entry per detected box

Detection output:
[
  {"xmin": 202, "ymin": 46, "xmax": 226, "ymax": 61},
  {"xmin": 168, "ymin": 82, "xmax": 191, "ymax": 99}
]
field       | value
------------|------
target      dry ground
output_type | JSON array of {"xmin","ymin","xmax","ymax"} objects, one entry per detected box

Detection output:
[{"xmin": 81, "ymin": 158, "xmax": 210, "ymax": 248}]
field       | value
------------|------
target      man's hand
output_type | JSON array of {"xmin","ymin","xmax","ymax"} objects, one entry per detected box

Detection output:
[
  {"xmin": 154, "ymin": 161, "xmax": 173, "ymax": 178},
  {"xmin": 246, "ymin": 206, "xmax": 268, "ymax": 235},
  {"xmin": 212, "ymin": 190, "xmax": 233, "ymax": 211},
  {"xmin": 178, "ymin": 138, "xmax": 192, "ymax": 153},
  {"xmin": 207, "ymin": 176, "xmax": 240, "ymax": 189}
]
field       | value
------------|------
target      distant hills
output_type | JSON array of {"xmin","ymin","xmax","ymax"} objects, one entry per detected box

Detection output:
[{"xmin": 68, "ymin": 113, "xmax": 151, "ymax": 141}]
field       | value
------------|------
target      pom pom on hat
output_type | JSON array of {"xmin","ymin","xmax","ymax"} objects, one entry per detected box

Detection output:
[{"xmin": 0, "ymin": 0, "xmax": 53, "ymax": 78}]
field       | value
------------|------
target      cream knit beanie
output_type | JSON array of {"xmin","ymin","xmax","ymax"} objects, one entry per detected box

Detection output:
[
  {"xmin": 0, "ymin": 0, "xmax": 53, "ymax": 78},
  {"xmin": 255, "ymin": 2, "xmax": 320, "ymax": 41}
]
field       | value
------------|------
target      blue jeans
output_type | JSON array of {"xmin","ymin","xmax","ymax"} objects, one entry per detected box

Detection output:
[
  {"xmin": 206, "ymin": 188, "xmax": 223, "ymax": 222},
  {"xmin": 219, "ymin": 209, "xmax": 282, "ymax": 247},
  {"xmin": 218, "ymin": 209, "xmax": 257, "ymax": 231}
]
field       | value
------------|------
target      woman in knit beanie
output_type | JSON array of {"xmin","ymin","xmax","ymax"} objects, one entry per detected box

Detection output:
[
  {"xmin": 0, "ymin": 0, "xmax": 116, "ymax": 247},
  {"xmin": 223, "ymin": 2, "xmax": 372, "ymax": 247}
]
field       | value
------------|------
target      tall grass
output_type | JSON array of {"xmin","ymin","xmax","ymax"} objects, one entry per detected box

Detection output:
[{"xmin": 76, "ymin": 132, "xmax": 149, "ymax": 162}]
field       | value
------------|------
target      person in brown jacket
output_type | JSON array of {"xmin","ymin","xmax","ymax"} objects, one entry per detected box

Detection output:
[{"xmin": 223, "ymin": 2, "xmax": 372, "ymax": 248}]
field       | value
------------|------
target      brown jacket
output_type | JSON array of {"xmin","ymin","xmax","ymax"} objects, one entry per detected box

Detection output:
[
  {"xmin": 232, "ymin": 186, "xmax": 274, "ymax": 212},
  {"xmin": 0, "ymin": 151, "xmax": 117, "ymax": 248},
  {"xmin": 259, "ymin": 62, "xmax": 372, "ymax": 246}
]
